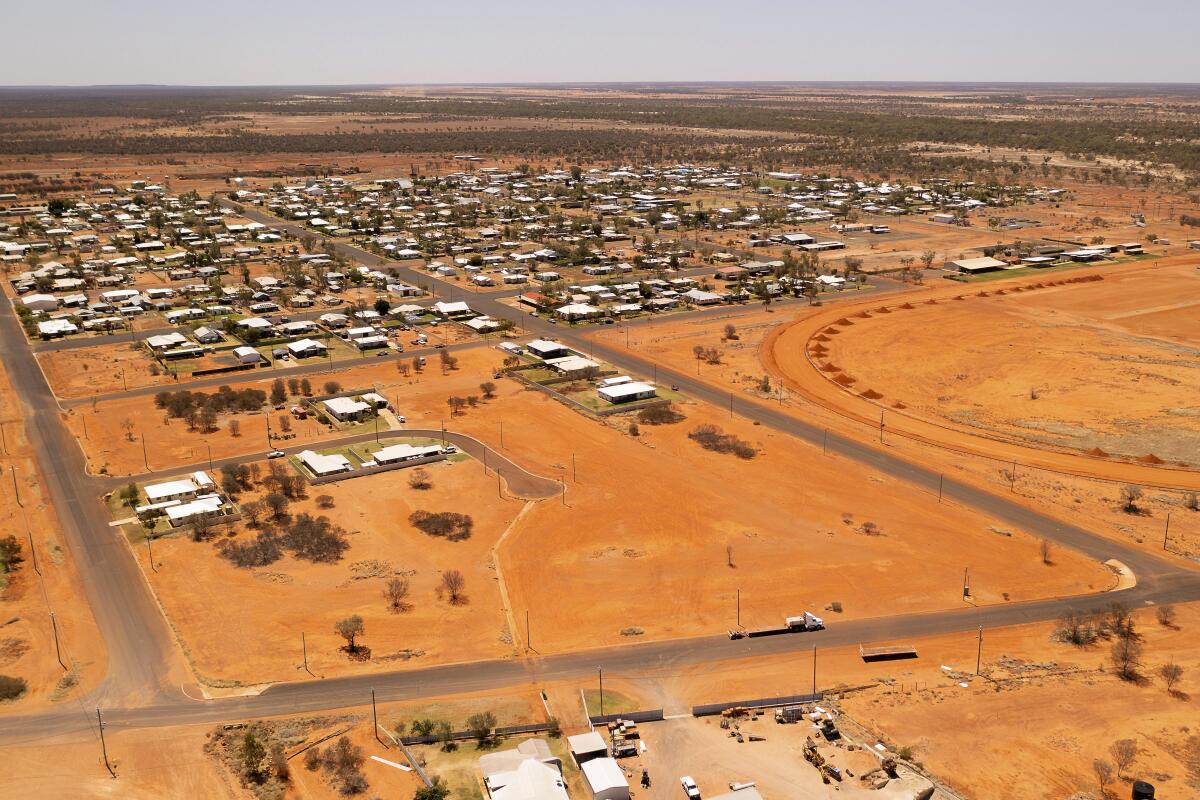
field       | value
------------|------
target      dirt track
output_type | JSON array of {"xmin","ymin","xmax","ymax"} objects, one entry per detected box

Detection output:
[{"xmin": 762, "ymin": 259, "xmax": 1200, "ymax": 492}]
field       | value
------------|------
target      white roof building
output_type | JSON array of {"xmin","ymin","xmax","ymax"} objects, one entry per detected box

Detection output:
[
  {"xmin": 580, "ymin": 757, "xmax": 630, "ymax": 800},
  {"xmin": 297, "ymin": 450, "xmax": 352, "ymax": 476},
  {"xmin": 433, "ymin": 300, "xmax": 473, "ymax": 317},
  {"xmin": 323, "ymin": 396, "xmax": 371, "ymax": 420},
  {"xmin": 374, "ymin": 443, "xmax": 443, "ymax": 463}
]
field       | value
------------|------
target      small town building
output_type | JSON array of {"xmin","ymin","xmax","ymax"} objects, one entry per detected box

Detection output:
[{"xmin": 580, "ymin": 757, "xmax": 630, "ymax": 800}]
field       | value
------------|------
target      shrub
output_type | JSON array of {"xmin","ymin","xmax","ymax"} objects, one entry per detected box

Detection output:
[
  {"xmin": 0, "ymin": 674, "xmax": 28, "ymax": 701},
  {"xmin": 637, "ymin": 402, "xmax": 685, "ymax": 425},
  {"xmin": 219, "ymin": 532, "xmax": 283, "ymax": 568},
  {"xmin": 687, "ymin": 424, "xmax": 756, "ymax": 459},
  {"xmin": 279, "ymin": 514, "xmax": 350, "ymax": 563},
  {"xmin": 409, "ymin": 511, "xmax": 473, "ymax": 541}
]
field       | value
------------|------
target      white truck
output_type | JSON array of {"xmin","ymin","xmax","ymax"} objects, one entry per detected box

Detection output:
[{"xmin": 785, "ymin": 612, "xmax": 824, "ymax": 631}]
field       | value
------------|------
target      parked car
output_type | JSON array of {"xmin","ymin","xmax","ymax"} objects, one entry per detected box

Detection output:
[
  {"xmin": 680, "ymin": 776, "xmax": 701, "ymax": 798},
  {"xmin": 267, "ymin": 450, "xmax": 286, "ymax": 459}
]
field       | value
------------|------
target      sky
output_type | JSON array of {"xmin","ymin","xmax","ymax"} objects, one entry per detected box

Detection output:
[{"xmin": 2, "ymin": 0, "xmax": 1198, "ymax": 86}]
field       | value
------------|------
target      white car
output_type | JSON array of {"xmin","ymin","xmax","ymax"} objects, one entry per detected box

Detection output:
[
  {"xmin": 267, "ymin": 450, "xmax": 286, "ymax": 459},
  {"xmin": 680, "ymin": 776, "xmax": 701, "ymax": 798}
]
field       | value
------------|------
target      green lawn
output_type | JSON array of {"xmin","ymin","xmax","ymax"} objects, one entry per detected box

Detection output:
[{"xmin": 583, "ymin": 688, "xmax": 639, "ymax": 717}]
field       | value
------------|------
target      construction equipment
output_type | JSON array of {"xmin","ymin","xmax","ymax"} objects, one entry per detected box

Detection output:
[{"xmin": 775, "ymin": 705, "xmax": 806, "ymax": 724}]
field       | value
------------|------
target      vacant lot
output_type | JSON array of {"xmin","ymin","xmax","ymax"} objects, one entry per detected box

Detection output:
[{"xmin": 38, "ymin": 342, "xmax": 173, "ymax": 398}]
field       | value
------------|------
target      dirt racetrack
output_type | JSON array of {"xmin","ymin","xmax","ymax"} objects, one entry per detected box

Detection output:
[{"xmin": 764, "ymin": 259, "xmax": 1200, "ymax": 491}]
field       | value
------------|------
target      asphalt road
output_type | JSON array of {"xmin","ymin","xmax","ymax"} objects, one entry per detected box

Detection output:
[{"xmin": 1, "ymin": 205, "xmax": 1195, "ymax": 745}]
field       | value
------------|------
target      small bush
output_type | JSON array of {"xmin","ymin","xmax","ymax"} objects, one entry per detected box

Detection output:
[
  {"xmin": 688, "ymin": 424, "xmax": 756, "ymax": 459},
  {"xmin": 0, "ymin": 674, "xmax": 28, "ymax": 701},
  {"xmin": 638, "ymin": 402, "xmax": 685, "ymax": 425},
  {"xmin": 409, "ymin": 511, "xmax": 473, "ymax": 541}
]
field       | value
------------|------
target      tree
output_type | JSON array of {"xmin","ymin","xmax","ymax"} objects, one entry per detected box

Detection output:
[
  {"xmin": 723, "ymin": 323, "xmax": 738, "ymax": 340},
  {"xmin": 411, "ymin": 356, "xmax": 424, "ymax": 373},
  {"xmin": 228, "ymin": 418, "xmax": 241, "ymax": 437},
  {"xmin": 270, "ymin": 378, "xmax": 287, "ymax": 406},
  {"xmin": 1159, "ymin": 661, "xmax": 1183, "ymax": 694},
  {"xmin": 440, "ymin": 570, "xmax": 466, "ymax": 604},
  {"xmin": 414, "ymin": 778, "xmax": 450, "ymax": 800},
  {"xmin": 1110, "ymin": 636, "xmax": 1143, "ymax": 681},
  {"xmin": 287, "ymin": 378, "xmax": 300, "ymax": 395},
  {"xmin": 242, "ymin": 499, "xmax": 264, "ymax": 527},
  {"xmin": 1120, "ymin": 484, "xmax": 1143, "ymax": 513},
  {"xmin": 466, "ymin": 711, "xmax": 497, "ymax": 743},
  {"xmin": 1093, "ymin": 759, "xmax": 1113, "ymax": 798},
  {"xmin": 278, "ymin": 414, "xmax": 292, "ymax": 433},
  {"xmin": 121, "ymin": 418, "xmax": 135, "ymax": 442},
  {"xmin": 264, "ymin": 492, "xmax": 290, "ymax": 520},
  {"xmin": 436, "ymin": 720, "xmax": 454, "ymax": 751},
  {"xmin": 1110, "ymin": 738, "xmax": 1138, "ymax": 778},
  {"xmin": 408, "ymin": 468, "xmax": 432, "ymax": 490},
  {"xmin": 0, "ymin": 535, "xmax": 23, "ymax": 574},
  {"xmin": 323, "ymin": 381, "xmax": 341, "ymax": 395},
  {"xmin": 384, "ymin": 577, "xmax": 411, "ymax": 613},
  {"xmin": 919, "ymin": 249, "xmax": 937, "ymax": 270},
  {"xmin": 300, "ymin": 378, "xmax": 312, "ymax": 396},
  {"xmin": 241, "ymin": 730, "xmax": 266, "ymax": 781},
  {"xmin": 335, "ymin": 614, "xmax": 365, "ymax": 654},
  {"xmin": 479, "ymin": 381, "xmax": 496, "ymax": 399},
  {"xmin": 118, "ymin": 481, "xmax": 140, "ymax": 507},
  {"xmin": 374, "ymin": 297, "xmax": 391, "ymax": 316},
  {"xmin": 1155, "ymin": 604, "xmax": 1177, "ymax": 628}
]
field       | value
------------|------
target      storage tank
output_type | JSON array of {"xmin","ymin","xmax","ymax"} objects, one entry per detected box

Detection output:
[{"xmin": 1131, "ymin": 780, "xmax": 1155, "ymax": 799}]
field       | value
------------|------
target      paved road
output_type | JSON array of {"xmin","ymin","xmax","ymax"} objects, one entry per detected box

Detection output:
[{"xmin": 1, "ymin": 205, "xmax": 1196, "ymax": 745}]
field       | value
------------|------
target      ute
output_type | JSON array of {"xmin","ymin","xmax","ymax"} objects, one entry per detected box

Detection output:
[{"xmin": 680, "ymin": 776, "xmax": 701, "ymax": 798}]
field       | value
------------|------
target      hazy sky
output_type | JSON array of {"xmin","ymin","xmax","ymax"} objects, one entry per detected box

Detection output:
[{"xmin": 3, "ymin": 0, "xmax": 1198, "ymax": 85}]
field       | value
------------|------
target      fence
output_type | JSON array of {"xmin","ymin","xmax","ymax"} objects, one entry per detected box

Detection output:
[
  {"xmin": 692, "ymin": 693, "xmax": 823, "ymax": 717},
  {"xmin": 399, "ymin": 720, "xmax": 559, "ymax": 746},
  {"xmin": 587, "ymin": 709, "xmax": 664, "ymax": 726}
]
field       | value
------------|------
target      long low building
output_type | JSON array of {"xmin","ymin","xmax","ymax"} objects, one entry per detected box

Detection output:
[
  {"xmin": 597, "ymin": 381, "xmax": 657, "ymax": 404},
  {"xmin": 298, "ymin": 450, "xmax": 353, "ymax": 476},
  {"xmin": 949, "ymin": 256, "xmax": 1008, "ymax": 274},
  {"xmin": 165, "ymin": 494, "xmax": 225, "ymax": 527},
  {"xmin": 373, "ymin": 443, "xmax": 442, "ymax": 464}
]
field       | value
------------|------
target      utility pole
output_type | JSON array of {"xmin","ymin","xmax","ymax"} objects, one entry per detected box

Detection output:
[
  {"xmin": 822, "ymin": 429, "xmax": 828, "ymax": 455},
  {"xmin": 11, "ymin": 465, "xmax": 20, "ymax": 507},
  {"xmin": 140, "ymin": 433, "xmax": 150, "ymax": 472},
  {"xmin": 812, "ymin": 646, "xmax": 817, "ymax": 697},
  {"xmin": 372, "ymin": 689, "xmax": 382, "ymax": 744},
  {"xmin": 938, "ymin": 474, "xmax": 944, "ymax": 503},
  {"xmin": 525, "ymin": 610, "xmax": 531, "ymax": 652},
  {"xmin": 976, "ymin": 626, "xmax": 984, "ymax": 675},
  {"xmin": 50, "ymin": 611, "xmax": 65, "ymax": 670},
  {"xmin": 499, "ymin": 420, "xmax": 504, "ymax": 448},
  {"xmin": 440, "ymin": 419, "xmax": 446, "ymax": 447},
  {"xmin": 879, "ymin": 410, "xmax": 885, "ymax": 443},
  {"xmin": 729, "ymin": 392, "xmax": 734, "ymax": 418},
  {"xmin": 146, "ymin": 534, "xmax": 156, "ymax": 573},
  {"xmin": 27, "ymin": 532, "xmax": 39, "ymax": 575},
  {"xmin": 497, "ymin": 471, "xmax": 503, "ymax": 500},
  {"xmin": 1163, "ymin": 511, "xmax": 1171, "ymax": 551},
  {"xmin": 97, "ymin": 708, "xmax": 115, "ymax": 777},
  {"xmin": 598, "ymin": 667, "xmax": 604, "ymax": 717},
  {"xmin": 736, "ymin": 589, "xmax": 741, "ymax": 628},
  {"xmin": 572, "ymin": 453, "xmax": 577, "ymax": 483},
  {"xmin": 963, "ymin": 567, "xmax": 971, "ymax": 599},
  {"xmin": 1009, "ymin": 460, "xmax": 1017, "ymax": 492},
  {"xmin": 265, "ymin": 414, "xmax": 272, "ymax": 448},
  {"xmin": 302, "ymin": 632, "xmax": 311, "ymax": 675},
  {"xmin": 207, "ymin": 442, "xmax": 213, "ymax": 472},
  {"xmin": 560, "ymin": 478, "xmax": 566, "ymax": 507}
]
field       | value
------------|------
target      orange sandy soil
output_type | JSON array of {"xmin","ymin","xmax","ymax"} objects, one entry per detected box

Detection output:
[
  {"xmin": 760, "ymin": 259, "xmax": 1200, "ymax": 491},
  {"xmin": 65, "ymin": 345, "xmax": 510, "ymax": 476},
  {"xmin": 136, "ymin": 456, "xmax": 522, "ymax": 685},
  {"xmin": 0, "ymin": 723, "xmax": 242, "ymax": 800},
  {"xmin": 0, "ymin": 355, "xmax": 106, "ymax": 712},
  {"xmin": 585, "ymin": 605, "xmax": 1200, "ymax": 799},
  {"xmin": 38, "ymin": 341, "xmax": 174, "ymax": 398},
  {"xmin": 820, "ymin": 263, "xmax": 1200, "ymax": 465},
  {"xmin": 445, "ymin": 384, "xmax": 1112, "ymax": 655}
]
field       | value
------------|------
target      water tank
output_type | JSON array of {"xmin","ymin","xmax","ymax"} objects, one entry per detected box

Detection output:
[{"xmin": 1131, "ymin": 780, "xmax": 1155, "ymax": 799}]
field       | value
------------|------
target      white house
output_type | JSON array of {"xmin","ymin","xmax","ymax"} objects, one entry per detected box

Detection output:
[
  {"xmin": 433, "ymin": 300, "xmax": 473, "ymax": 318},
  {"xmin": 146, "ymin": 332, "xmax": 190, "ymax": 352},
  {"xmin": 165, "ymin": 495, "xmax": 225, "ymax": 527},
  {"xmin": 526, "ymin": 339, "xmax": 569, "ymax": 359},
  {"xmin": 555, "ymin": 303, "xmax": 603, "ymax": 321},
  {"xmin": 23, "ymin": 293, "xmax": 59, "ymax": 312},
  {"xmin": 286, "ymin": 338, "xmax": 328, "ymax": 358},
  {"xmin": 298, "ymin": 450, "xmax": 352, "ymax": 476},
  {"xmin": 232, "ymin": 346, "xmax": 262, "ymax": 364},
  {"xmin": 374, "ymin": 443, "xmax": 442, "ymax": 464},
  {"xmin": 37, "ymin": 319, "xmax": 78, "ymax": 338},
  {"xmin": 598, "ymin": 381, "xmax": 657, "ymax": 404},
  {"xmin": 323, "ymin": 396, "xmax": 371, "ymax": 422}
]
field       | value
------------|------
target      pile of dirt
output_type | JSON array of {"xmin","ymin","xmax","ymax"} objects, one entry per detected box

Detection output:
[
  {"xmin": 892, "ymin": 401, "xmax": 908, "ymax": 409},
  {"xmin": 860, "ymin": 389, "xmax": 884, "ymax": 400},
  {"xmin": 1137, "ymin": 453, "xmax": 1165, "ymax": 464},
  {"xmin": 875, "ymin": 306, "xmax": 891, "ymax": 314},
  {"xmin": 821, "ymin": 362, "xmax": 842, "ymax": 372},
  {"xmin": 833, "ymin": 373, "xmax": 857, "ymax": 386},
  {"xmin": 1085, "ymin": 447, "xmax": 1110, "ymax": 457},
  {"xmin": 812, "ymin": 334, "xmax": 830, "ymax": 342},
  {"xmin": 899, "ymin": 303, "xmax": 915, "ymax": 309},
  {"xmin": 835, "ymin": 318, "xmax": 854, "ymax": 326}
]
